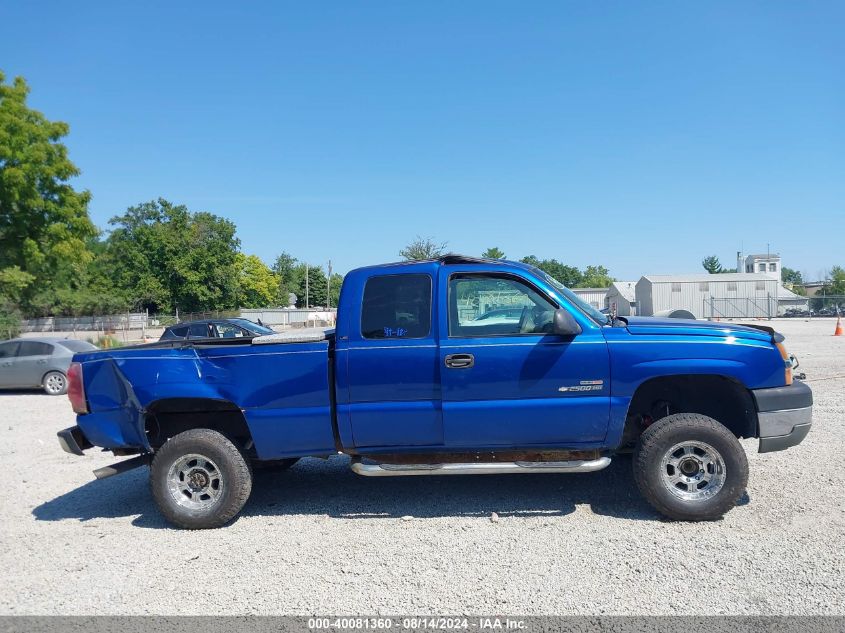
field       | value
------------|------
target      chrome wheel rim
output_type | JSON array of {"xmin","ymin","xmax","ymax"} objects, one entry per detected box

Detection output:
[
  {"xmin": 166, "ymin": 454, "xmax": 224, "ymax": 510},
  {"xmin": 45, "ymin": 373, "xmax": 66, "ymax": 394},
  {"xmin": 660, "ymin": 441, "xmax": 726, "ymax": 501}
]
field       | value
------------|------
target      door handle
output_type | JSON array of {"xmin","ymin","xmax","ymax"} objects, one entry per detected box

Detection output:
[
  {"xmin": 37, "ymin": 359, "xmax": 47, "ymax": 364},
  {"xmin": 444, "ymin": 353, "xmax": 474, "ymax": 369}
]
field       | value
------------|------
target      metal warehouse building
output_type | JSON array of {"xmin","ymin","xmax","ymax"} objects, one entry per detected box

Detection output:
[
  {"xmin": 605, "ymin": 281, "xmax": 638, "ymax": 316},
  {"xmin": 571, "ymin": 288, "xmax": 609, "ymax": 310},
  {"xmin": 635, "ymin": 274, "xmax": 780, "ymax": 319}
]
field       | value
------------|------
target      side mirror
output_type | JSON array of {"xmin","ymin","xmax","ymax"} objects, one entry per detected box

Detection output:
[{"xmin": 553, "ymin": 308, "xmax": 582, "ymax": 337}]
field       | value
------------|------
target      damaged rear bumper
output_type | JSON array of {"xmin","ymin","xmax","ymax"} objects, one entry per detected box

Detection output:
[{"xmin": 57, "ymin": 425, "xmax": 93, "ymax": 456}]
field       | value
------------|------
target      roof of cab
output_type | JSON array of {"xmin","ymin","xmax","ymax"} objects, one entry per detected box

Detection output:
[{"xmin": 349, "ymin": 254, "xmax": 534, "ymax": 274}]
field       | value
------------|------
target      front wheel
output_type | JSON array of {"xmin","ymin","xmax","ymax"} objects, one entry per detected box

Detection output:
[
  {"xmin": 150, "ymin": 428, "xmax": 252, "ymax": 529},
  {"xmin": 633, "ymin": 413, "xmax": 748, "ymax": 521}
]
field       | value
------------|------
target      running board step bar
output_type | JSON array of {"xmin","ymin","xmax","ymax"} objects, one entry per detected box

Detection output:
[{"xmin": 350, "ymin": 457, "xmax": 611, "ymax": 477}]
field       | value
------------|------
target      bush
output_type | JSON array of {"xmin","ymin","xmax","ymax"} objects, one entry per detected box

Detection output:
[
  {"xmin": 96, "ymin": 335, "xmax": 123, "ymax": 349},
  {"xmin": 0, "ymin": 301, "xmax": 22, "ymax": 339}
]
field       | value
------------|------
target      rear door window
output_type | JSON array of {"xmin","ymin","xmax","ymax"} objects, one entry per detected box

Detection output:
[
  {"xmin": 361, "ymin": 274, "xmax": 432, "ymax": 339},
  {"xmin": 16, "ymin": 341, "xmax": 54, "ymax": 357},
  {"xmin": 166, "ymin": 326, "xmax": 189, "ymax": 338},
  {"xmin": 0, "ymin": 342, "xmax": 19, "ymax": 358},
  {"xmin": 188, "ymin": 323, "xmax": 210, "ymax": 338}
]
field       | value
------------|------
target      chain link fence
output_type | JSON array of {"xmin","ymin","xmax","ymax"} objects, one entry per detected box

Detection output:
[{"xmin": 805, "ymin": 294, "xmax": 845, "ymax": 316}]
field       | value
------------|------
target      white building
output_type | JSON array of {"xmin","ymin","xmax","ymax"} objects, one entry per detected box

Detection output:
[
  {"xmin": 571, "ymin": 287, "xmax": 609, "ymax": 311},
  {"xmin": 605, "ymin": 281, "xmax": 638, "ymax": 316},
  {"xmin": 777, "ymin": 286, "xmax": 809, "ymax": 312},
  {"xmin": 738, "ymin": 252, "xmax": 781, "ymax": 280},
  {"xmin": 636, "ymin": 273, "xmax": 780, "ymax": 319}
]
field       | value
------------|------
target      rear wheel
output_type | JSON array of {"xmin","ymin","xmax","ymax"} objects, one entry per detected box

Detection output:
[
  {"xmin": 633, "ymin": 413, "xmax": 748, "ymax": 521},
  {"xmin": 150, "ymin": 428, "xmax": 252, "ymax": 529},
  {"xmin": 43, "ymin": 371, "xmax": 67, "ymax": 395}
]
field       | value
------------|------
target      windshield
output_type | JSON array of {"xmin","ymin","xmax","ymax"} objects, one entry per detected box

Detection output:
[
  {"xmin": 532, "ymin": 268, "xmax": 608, "ymax": 325},
  {"xmin": 231, "ymin": 318, "xmax": 274, "ymax": 335}
]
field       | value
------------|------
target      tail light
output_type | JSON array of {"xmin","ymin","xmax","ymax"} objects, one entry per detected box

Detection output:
[{"xmin": 67, "ymin": 362, "xmax": 88, "ymax": 414}]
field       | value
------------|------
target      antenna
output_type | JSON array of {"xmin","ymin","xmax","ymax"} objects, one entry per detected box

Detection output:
[{"xmin": 327, "ymin": 260, "xmax": 332, "ymax": 309}]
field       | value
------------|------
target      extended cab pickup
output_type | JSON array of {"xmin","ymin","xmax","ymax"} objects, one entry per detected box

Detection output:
[{"xmin": 58, "ymin": 255, "xmax": 813, "ymax": 528}]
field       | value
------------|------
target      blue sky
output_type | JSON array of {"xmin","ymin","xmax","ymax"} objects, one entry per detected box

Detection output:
[{"xmin": 2, "ymin": 2, "xmax": 842, "ymax": 281}]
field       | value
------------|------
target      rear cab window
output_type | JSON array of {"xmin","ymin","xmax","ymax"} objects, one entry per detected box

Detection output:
[{"xmin": 361, "ymin": 274, "xmax": 432, "ymax": 339}]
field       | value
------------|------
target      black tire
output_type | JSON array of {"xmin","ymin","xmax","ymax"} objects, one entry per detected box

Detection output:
[
  {"xmin": 150, "ymin": 428, "xmax": 252, "ymax": 529},
  {"xmin": 43, "ymin": 371, "xmax": 68, "ymax": 395},
  {"xmin": 633, "ymin": 413, "xmax": 748, "ymax": 521},
  {"xmin": 253, "ymin": 457, "xmax": 300, "ymax": 472}
]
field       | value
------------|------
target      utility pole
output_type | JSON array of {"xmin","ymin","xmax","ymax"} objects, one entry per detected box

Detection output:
[
  {"xmin": 327, "ymin": 260, "xmax": 332, "ymax": 309},
  {"xmin": 305, "ymin": 263, "xmax": 310, "ymax": 309}
]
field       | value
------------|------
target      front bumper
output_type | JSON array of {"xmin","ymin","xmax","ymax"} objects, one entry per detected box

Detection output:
[
  {"xmin": 57, "ymin": 426, "xmax": 93, "ymax": 456},
  {"xmin": 751, "ymin": 381, "xmax": 813, "ymax": 453}
]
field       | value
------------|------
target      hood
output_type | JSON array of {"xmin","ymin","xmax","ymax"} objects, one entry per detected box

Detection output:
[{"xmin": 621, "ymin": 316, "xmax": 775, "ymax": 342}]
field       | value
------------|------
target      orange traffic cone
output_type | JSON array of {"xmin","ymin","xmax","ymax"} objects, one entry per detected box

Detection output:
[{"xmin": 835, "ymin": 316, "xmax": 844, "ymax": 336}]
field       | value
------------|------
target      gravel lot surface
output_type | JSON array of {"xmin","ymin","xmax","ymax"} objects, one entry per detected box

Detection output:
[{"xmin": 1, "ymin": 319, "xmax": 843, "ymax": 615}]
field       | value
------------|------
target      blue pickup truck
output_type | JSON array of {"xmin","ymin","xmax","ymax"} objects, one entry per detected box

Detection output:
[{"xmin": 58, "ymin": 255, "xmax": 813, "ymax": 528}]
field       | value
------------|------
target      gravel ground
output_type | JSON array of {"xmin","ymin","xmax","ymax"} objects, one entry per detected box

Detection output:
[{"xmin": 1, "ymin": 319, "xmax": 843, "ymax": 615}]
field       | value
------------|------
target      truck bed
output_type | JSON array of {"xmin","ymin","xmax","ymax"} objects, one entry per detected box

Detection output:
[{"xmin": 73, "ymin": 335, "xmax": 337, "ymax": 459}]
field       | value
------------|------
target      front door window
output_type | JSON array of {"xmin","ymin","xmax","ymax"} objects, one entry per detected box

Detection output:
[{"xmin": 449, "ymin": 274, "xmax": 556, "ymax": 337}]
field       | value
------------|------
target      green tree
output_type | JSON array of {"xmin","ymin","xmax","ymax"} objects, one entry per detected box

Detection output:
[
  {"xmin": 297, "ymin": 264, "xmax": 327, "ymax": 308},
  {"xmin": 272, "ymin": 253, "xmax": 342, "ymax": 308},
  {"xmin": 292, "ymin": 264, "xmax": 343, "ymax": 308},
  {"xmin": 701, "ymin": 255, "xmax": 723, "ymax": 274},
  {"xmin": 0, "ymin": 266, "xmax": 35, "ymax": 305},
  {"xmin": 579, "ymin": 265, "xmax": 614, "ymax": 288},
  {"xmin": 520, "ymin": 255, "xmax": 583, "ymax": 287},
  {"xmin": 481, "ymin": 247, "xmax": 506, "ymax": 259},
  {"xmin": 103, "ymin": 199, "xmax": 240, "ymax": 313},
  {"xmin": 0, "ymin": 299, "xmax": 21, "ymax": 339},
  {"xmin": 810, "ymin": 266, "xmax": 845, "ymax": 311},
  {"xmin": 823, "ymin": 266, "xmax": 845, "ymax": 295},
  {"xmin": 400, "ymin": 236, "xmax": 447, "ymax": 261},
  {"xmin": 272, "ymin": 252, "xmax": 300, "ymax": 306},
  {"xmin": 781, "ymin": 267, "xmax": 804, "ymax": 287},
  {"xmin": 0, "ymin": 71, "xmax": 97, "ymax": 314},
  {"xmin": 235, "ymin": 253, "xmax": 280, "ymax": 308}
]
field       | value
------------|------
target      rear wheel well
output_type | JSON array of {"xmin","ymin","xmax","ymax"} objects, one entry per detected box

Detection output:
[
  {"xmin": 144, "ymin": 398, "xmax": 254, "ymax": 454},
  {"xmin": 41, "ymin": 369, "xmax": 66, "ymax": 382},
  {"xmin": 622, "ymin": 375, "xmax": 757, "ymax": 448}
]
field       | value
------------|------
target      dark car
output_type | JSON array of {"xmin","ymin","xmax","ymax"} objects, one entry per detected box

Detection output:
[
  {"xmin": 0, "ymin": 337, "xmax": 98, "ymax": 395},
  {"xmin": 159, "ymin": 318, "xmax": 275, "ymax": 341}
]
